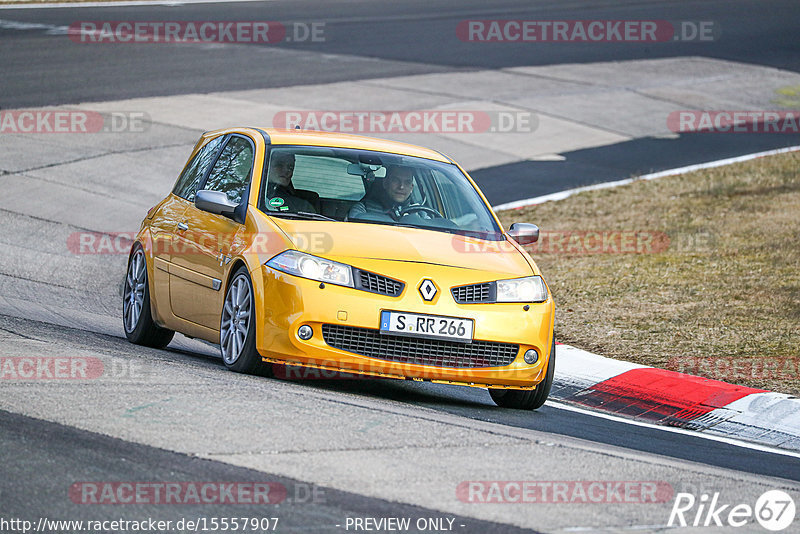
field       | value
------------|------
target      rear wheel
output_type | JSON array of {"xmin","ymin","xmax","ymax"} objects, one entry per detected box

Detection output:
[
  {"xmin": 490, "ymin": 338, "xmax": 555, "ymax": 410},
  {"xmin": 220, "ymin": 267, "xmax": 271, "ymax": 376},
  {"xmin": 123, "ymin": 246, "xmax": 174, "ymax": 348}
]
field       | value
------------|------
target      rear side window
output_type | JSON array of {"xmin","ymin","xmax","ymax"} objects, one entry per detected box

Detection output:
[
  {"xmin": 289, "ymin": 155, "xmax": 365, "ymax": 200},
  {"xmin": 173, "ymin": 136, "xmax": 224, "ymax": 201},
  {"xmin": 203, "ymin": 136, "xmax": 255, "ymax": 204}
]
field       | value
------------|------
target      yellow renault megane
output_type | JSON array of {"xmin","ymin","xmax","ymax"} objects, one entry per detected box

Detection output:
[{"xmin": 124, "ymin": 128, "xmax": 555, "ymax": 409}]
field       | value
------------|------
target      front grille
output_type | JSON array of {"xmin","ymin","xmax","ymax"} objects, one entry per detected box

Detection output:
[
  {"xmin": 355, "ymin": 269, "xmax": 404, "ymax": 297},
  {"xmin": 451, "ymin": 282, "xmax": 493, "ymax": 303},
  {"xmin": 322, "ymin": 324, "xmax": 518, "ymax": 368}
]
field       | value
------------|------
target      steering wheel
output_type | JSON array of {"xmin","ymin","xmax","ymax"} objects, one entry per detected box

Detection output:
[{"xmin": 399, "ymin": 205, "xmax": 443, "ymax": 219}]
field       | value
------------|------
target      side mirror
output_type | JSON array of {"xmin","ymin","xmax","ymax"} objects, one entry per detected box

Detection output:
[
  {"xmin": 508, "ymin": 222, "xmax": 539, "ymax": 245},
  {"xmin": 195, "ymin": 190, "xmax": 238, "ymax": 217}
]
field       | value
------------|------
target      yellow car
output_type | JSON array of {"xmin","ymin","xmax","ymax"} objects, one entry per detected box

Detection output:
[{"xmin": 124, "ymin": 128, "xmax": 555, "ymax": 409}]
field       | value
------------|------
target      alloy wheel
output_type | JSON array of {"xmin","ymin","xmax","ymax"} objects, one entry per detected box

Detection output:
[
  {"xmin": 221, "ymin": 274, "xmax": 252, "ymax": 365},
  {"xmin": 123, "ymin": 249, "xmax": 146, "ymax": 333}
]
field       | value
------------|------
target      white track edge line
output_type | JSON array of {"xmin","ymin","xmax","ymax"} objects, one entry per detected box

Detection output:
[
  {"xmin": 549, "ymin": 400, "xmax": 800, "ymax": 460},
  {"xmin": 492, "ymin": 145, "xmax": 800, "ymax": 211}
]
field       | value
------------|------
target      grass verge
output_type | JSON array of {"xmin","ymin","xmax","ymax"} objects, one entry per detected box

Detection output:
[{"xmin": 497, "ymin": 151, "xmax": 800, "ymax": 396}]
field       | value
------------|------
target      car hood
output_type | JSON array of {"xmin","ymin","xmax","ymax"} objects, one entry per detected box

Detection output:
[{"xmin": 269, "ymin": 218, "xmax": 534, "ymax": 275}]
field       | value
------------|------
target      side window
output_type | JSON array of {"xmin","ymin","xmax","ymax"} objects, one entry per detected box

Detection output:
[
  {"xmin": 409, "ymin": 174, "xmax": 428, "ymax": 206},
  {"xmin": 203, "ymin": 136, "xmax": 254, "ymax": 204},
  {"xmin": 433, "ymin": 170, "xmax": 466, "ymax": 219},
  {"xmin": 173, "ymin": 136, "xmax": 224, "ymax": 202}
]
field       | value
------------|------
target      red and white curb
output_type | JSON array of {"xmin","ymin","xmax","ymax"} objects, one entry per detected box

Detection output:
[{"xmin": 551, "ymin": 343, "xmax": 800, "ymax": 453}]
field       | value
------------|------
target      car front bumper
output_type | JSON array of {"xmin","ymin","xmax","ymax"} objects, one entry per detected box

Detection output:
[{"xmin": 253, "ymin": 262, "xmax": 555, "ymax": 389}]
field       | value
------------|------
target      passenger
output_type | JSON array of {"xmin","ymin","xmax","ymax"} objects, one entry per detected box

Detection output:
[
  {"xmin": 265, "ymin": 152, "xmax": 315, "ymax": 213},
  {"xmin": 348, "ymin": 165, "xmax": 416, "ymax": 221}
]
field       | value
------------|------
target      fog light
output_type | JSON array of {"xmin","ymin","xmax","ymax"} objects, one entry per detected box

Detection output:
[
  {"xmin": 298, "ymin": 325, "xmax": 313, "ymax": 340},
  {"xmin": 523, "ymin": 349, "xmax": 538, "ymax": 365}
]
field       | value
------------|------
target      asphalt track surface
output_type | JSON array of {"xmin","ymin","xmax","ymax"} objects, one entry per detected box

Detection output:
[
  {"xmin": 0, "ymin": 410, "xmax": 534, "ymax": 534},
  {"xmin": 2, "ymin": 0, "xmax": 799, "ymax": 203},
  {"xmin": 1, "ymin": 1, "xmax": 800, "ymax": 532},
  {"xmin": 2, "ymin": 313, "xmax": 798, "ymax": 531},
  {"xmin": 2, "ymin": 0, "xmax": 799, "ymax": 107}
]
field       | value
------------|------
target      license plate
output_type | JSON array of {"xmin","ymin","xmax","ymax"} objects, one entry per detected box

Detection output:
[{"xmin": 379, "ymin": 310, "xmax": 474, "ymax": 343}]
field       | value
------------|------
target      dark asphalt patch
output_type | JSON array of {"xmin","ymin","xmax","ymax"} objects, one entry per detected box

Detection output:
[{"xmin": 473, "ymin": 132, "xmax": 800, "ymax": 205}]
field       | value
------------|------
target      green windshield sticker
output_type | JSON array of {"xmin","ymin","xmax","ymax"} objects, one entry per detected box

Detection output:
[{"xmin": 269, "ymin": 197, "xmax": 285, "ymax": 208}]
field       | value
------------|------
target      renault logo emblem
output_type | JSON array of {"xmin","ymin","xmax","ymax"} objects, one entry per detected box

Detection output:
[{"xmin": 418, "ymin": 279, "xmax": 438, "ymax": 301}]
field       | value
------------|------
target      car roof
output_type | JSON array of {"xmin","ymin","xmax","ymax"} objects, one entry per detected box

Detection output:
[{"xmin": 208, "ymin": 127, "xmax": 454, "ymax": 164}]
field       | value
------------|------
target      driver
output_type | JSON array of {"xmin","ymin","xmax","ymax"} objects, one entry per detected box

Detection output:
[
  {"xmin": 265, "ymin": 152, "xmax": 316, "ymax": 213},
  {"xmin": 348, "ymin": 165, "xmax": 417, "ymax": 221}
]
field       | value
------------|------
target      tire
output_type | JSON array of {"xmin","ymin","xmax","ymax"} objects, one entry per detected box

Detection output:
[
  {"xmin": 490, "ymin": 337, "xmax": 555, "ymax": 410},
  {"xmin": 123, "ymin": 246, "xmax": 175, "ymax": 348},
  {"xmin": 220, "ymin": 266, "xmax": 271, "ymax": 376}
]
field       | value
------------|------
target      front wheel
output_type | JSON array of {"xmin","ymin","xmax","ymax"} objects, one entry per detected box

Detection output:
[
  {"xmin": 123, "ymin": 246, "xmax": 174, "ymax": 348},
  {"xmin": 490, "ymin": 338, "xmax": 555, "ymax": 410},
  {"xmin": 220, "ymin": 267, "xmax": 271, "ymax": 376}
]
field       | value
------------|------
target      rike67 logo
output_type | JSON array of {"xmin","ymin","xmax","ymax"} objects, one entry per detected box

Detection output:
[{"xmin": 668, "ymin": 490, "xmax": 796, "ymax": 531}]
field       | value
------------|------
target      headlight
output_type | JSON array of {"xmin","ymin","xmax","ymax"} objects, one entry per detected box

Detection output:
[
  {"xmin": 495, "ymin": 276, "xmax": 548, "ymax": 303},
  {"xmin": 266, "ymin": 250, "xmax": 353, "ymax": 287}
]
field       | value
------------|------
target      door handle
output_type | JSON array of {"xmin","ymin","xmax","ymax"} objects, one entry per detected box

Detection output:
[{"xmin": 177, "ymin": 222, "xmax": 188, "ymax": 232}]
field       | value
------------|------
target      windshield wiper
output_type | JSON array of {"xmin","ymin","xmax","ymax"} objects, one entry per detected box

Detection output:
[
  {"xmin": 350, "ymin": 218, "xmax": 502, "ymax": 239},
  {"xmin": 297, "ymin": 211, "xmax": 337, "ymax": 221},
  {"xmin": 268, "ymin": 211, "xmax": 338, "ymax": 222},
  {"xmin": 349, "ymin": 218, "xmax": 418, "ymax": 230}
]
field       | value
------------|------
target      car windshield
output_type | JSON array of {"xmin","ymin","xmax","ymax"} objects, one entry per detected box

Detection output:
[{"xmin": 259, "ymin": 146, "xmax": 503, "ymax": 240}]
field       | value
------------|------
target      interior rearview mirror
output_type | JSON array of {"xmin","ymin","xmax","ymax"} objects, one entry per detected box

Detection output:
[{"xmin": 346, "ymin": 163, "xmax": 365, "ymax": 176}]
